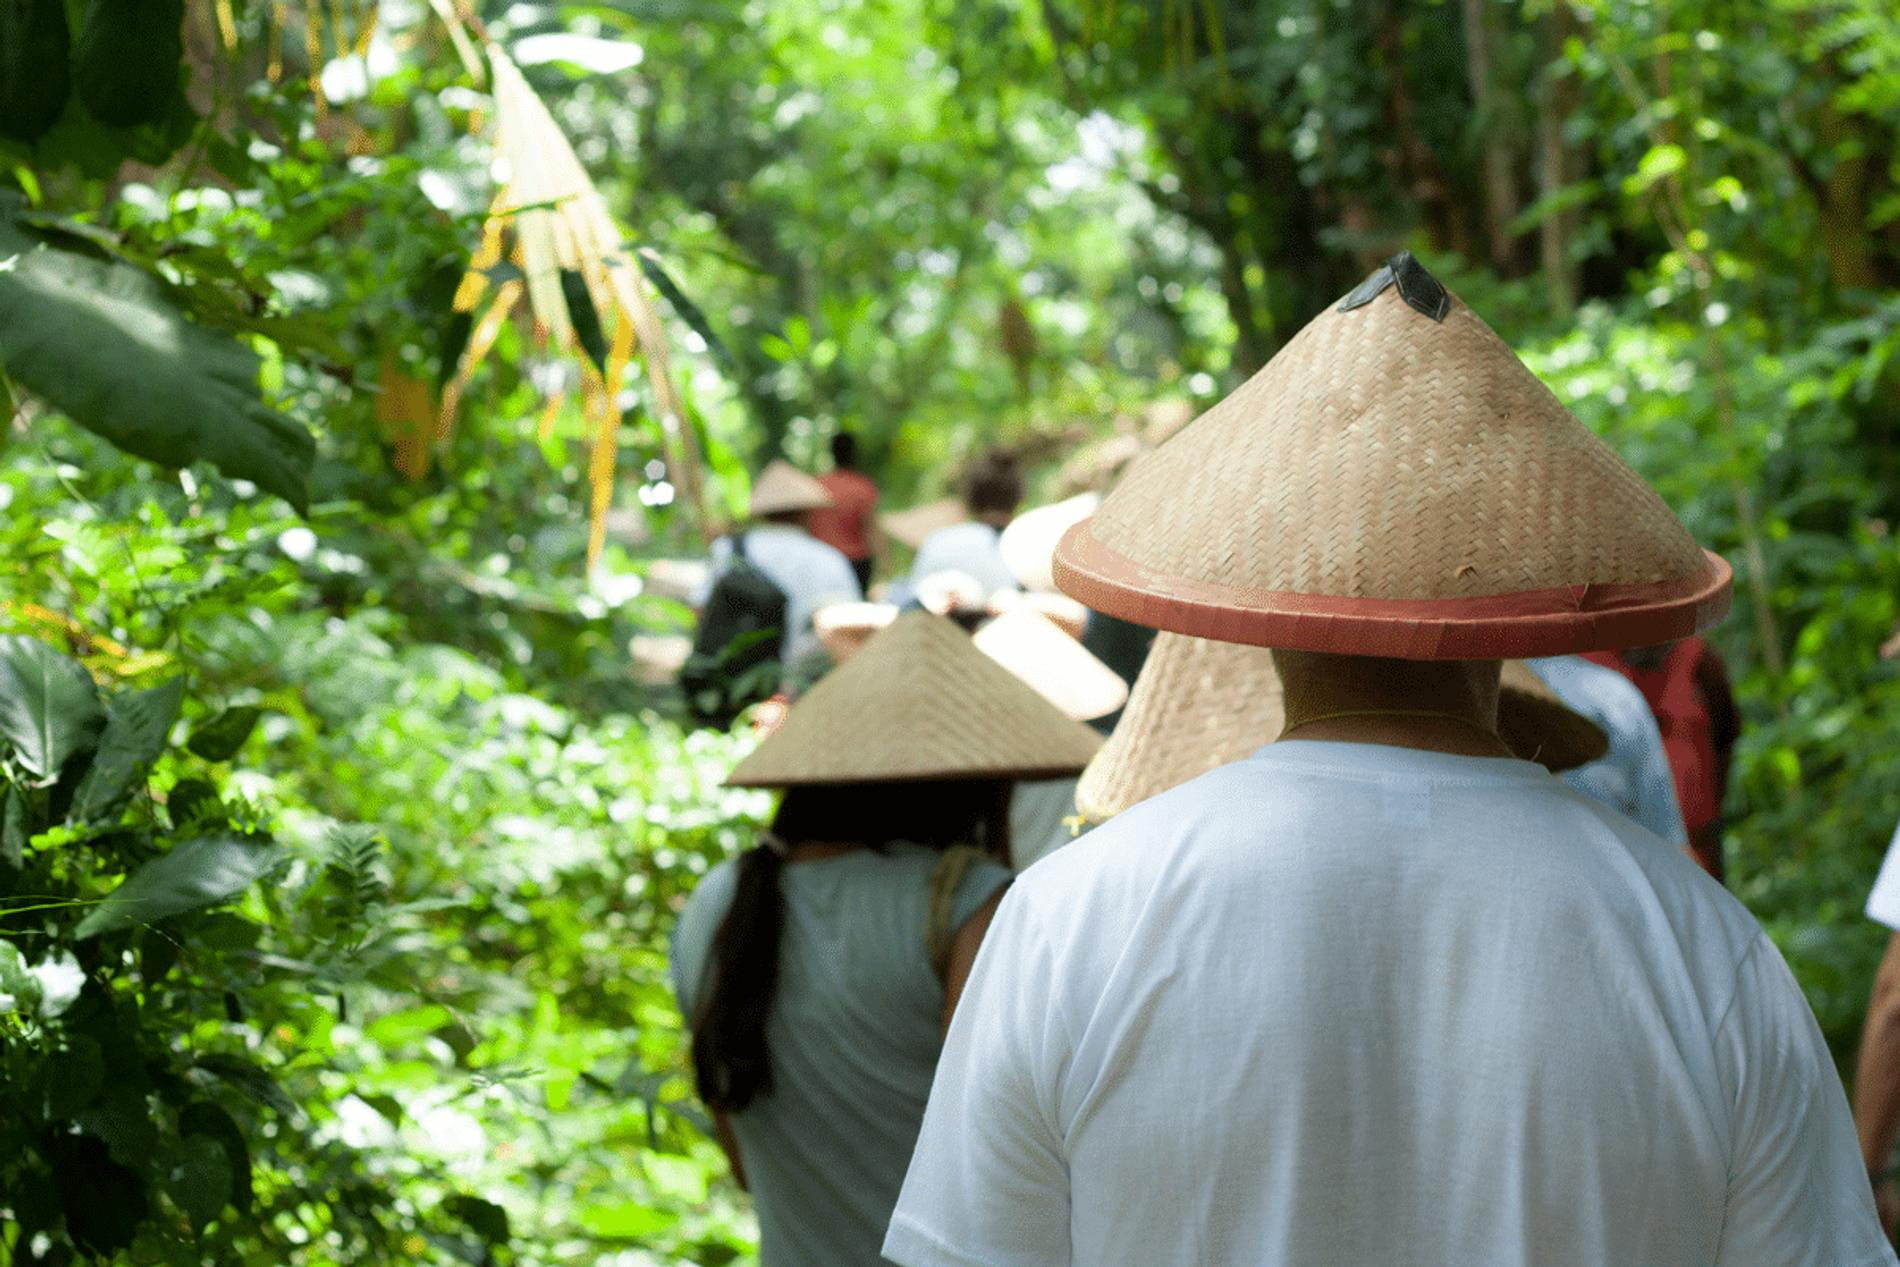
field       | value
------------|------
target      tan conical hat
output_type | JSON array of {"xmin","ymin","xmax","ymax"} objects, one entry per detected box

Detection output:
[
  {"xmin": 727, "ymin": 610, "xmax": 1101, "ymax": 787},
  {"xmin": 1000, "ymin": 493, "xmax": 1100, "ymax": 592},
  {"xmin": 880, "ymin": 498, "xmax": 966, "ymax": 549},
  {"xmin": 749, "ymin": 459, "xmax": 833, "ymax": 517},
  {"xmin": 1053, "ymin": 253, "xmax": 1731, "ymax": 658},
  {"xmin": 1073, "ymin": 634, "xmax": 1607, "ymax": 821},
  {"xmin": 972, "ymin": 609, "xmax": 1129, "ymax": 722}
]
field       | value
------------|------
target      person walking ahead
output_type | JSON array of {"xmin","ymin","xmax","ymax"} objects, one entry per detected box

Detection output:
[
  {"xmin": 805, "ymin": 432, "xmax": 880, "ymax": 591},
  {"xmin": 672, "ymin": 611, "xmax": 1099, "ymax": 1267},
  {"xmin": 886, "ymin": 253, "xmax": 1891, "ymax": 1266}
]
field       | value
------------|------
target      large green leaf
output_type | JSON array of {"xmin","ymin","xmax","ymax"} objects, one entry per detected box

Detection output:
[
  {"xmin": 74, "ymin": 834, "xmax": 283, "ymax": 939},
  {"xmin": 71, "ymin": 677, "xmax": 184, "ymax": 822},
  {"xmin": 186, "ymin": 705, "xmax": 261, "ymax": 762},
  {"xmin": 0, "ymin": 634, "xmax": 103, "ymax": 783},
  {"xmin": 0, "ymin": 218, "xmax": 314, "ymax": 511}
]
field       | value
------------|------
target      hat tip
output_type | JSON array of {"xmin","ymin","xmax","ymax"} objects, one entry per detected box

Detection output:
[{"xmin": 1337, "ymin": 249, "xmax": 1451, "ymax": 322}]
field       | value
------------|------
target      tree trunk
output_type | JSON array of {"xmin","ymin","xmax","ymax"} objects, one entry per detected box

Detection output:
[
  {"xmin": 1462, "ymin": 0, "xmax": 1520, "ymax": 275},
  {"xmin": 1534, "ymin": 6, "xmax": 1582, "ymax": 314}
]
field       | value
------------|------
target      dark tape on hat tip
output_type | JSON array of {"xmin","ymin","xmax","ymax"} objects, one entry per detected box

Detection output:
[{"xmin": 1336, "ymin": 250, "xmax": 1450, "ymax": 322}]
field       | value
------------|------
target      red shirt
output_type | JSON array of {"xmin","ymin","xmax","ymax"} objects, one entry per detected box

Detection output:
[{"xmin": 806, "ymin": 470, "xmax": 879, "ymax": 561}]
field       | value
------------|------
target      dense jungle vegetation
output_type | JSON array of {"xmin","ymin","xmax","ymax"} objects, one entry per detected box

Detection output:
[{"xmin": 1, "ymin": 0, "xmax": 1897, "ymax": 1260}]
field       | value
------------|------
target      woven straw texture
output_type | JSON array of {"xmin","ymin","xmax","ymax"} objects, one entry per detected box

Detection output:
[
  {"xmin": 1054, "ymin": 280, "xmax": 1730, "ymax": 657},
  {"xmin": 727, "ymin": 610, "xmax": 1102, "ymax": 787},
  {"xmin": 1074, "ymin": 634, "xmax": 1606, "ymax": 821},
  {"xmin": 971, "ymin": 609, "xmax": 1129, "ymax": 722},
  {"xmin": 749, "ymin": 459, "xmax": 833, "ymax": 517}
]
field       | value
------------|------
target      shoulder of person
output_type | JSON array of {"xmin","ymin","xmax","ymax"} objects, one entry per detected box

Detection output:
[{"xmin": 678, "ymin": 856, "xmax": 743, "ymax": 926}]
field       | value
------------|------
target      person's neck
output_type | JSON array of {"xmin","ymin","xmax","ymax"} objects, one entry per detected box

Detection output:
[
  {"xmin": 784, "ymin": 840, "xmax": 860, "ymax": 863},
  {"xmin": 1273, "ymin": 650, "xmax": 1509, "ymax": 759}
]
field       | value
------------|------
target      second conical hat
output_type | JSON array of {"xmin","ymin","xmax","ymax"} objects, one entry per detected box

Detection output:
[
  {"xmin": 727, "ymin": 610, "xmax": 1101, "ymax": 787},
  {"xmin": 1054, "ymin": 253, "xmax": 1731, "ymax": 658},
  {"xmin": 971, "ymin": 608, "xmax": 1129, "ymax": 722},
  {"xmin": 1074, "ymin": 633, "xmax": 1606, "ymax": 821},
  {"xmin": 749, "ymin": 459, "xmax": 833, "ymax": 517},
  {"xmin": 1000, "ymin": 493, "xmax": 1100, "ymax": 592}
]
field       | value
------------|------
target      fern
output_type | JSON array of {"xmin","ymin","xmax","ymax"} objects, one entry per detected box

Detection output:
[{"xmin": 322, "ymin": 824, "xmax": 388, "ymax": 945}]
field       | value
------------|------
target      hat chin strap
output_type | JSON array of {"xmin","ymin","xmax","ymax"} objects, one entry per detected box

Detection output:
[{"xmin": 1278, "ymin": 708, "xmax": 1513, "ymax": 757}]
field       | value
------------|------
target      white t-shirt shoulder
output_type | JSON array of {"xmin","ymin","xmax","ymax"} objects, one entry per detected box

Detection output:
[{"xmin": 886, "ymin": 741, "xmax": 1893, "ymax": 1267}]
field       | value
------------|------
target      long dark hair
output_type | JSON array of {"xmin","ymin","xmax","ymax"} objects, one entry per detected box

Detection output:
[{"xmin": 690, "ymin": 779, "xmax": 1013, "ymax": 1112}]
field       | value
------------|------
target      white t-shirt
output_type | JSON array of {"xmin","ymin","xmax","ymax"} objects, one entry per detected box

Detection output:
[
  {"xmin": 886, "ymin": 741, "xmax": 1892, "ymax": 1267},
  {"xmin": 1865, "ymin": 818, "xmax": 1900, "ymax": 929},
  {"xmin": 694, "ymin": 524, "xmax": 861, "ymax": 668}
]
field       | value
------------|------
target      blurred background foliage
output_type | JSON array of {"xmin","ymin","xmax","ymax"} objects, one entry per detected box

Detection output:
[{"xmin": 0, "ymin": 0, "xmax": 1897, "ymax": 1260}]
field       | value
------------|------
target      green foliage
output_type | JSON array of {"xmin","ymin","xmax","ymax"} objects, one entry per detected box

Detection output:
[
  {"xmin": 0, "ymin": 0, "xmax": 1896, "ymax": 1261},
  {"xmin": 0, "ymin": 207, "xmax": 317, "ymax": 512},
  {"xmin": 71, "ymin": 0, "xmax": 184, "ymax": 128},
  {"xmin": 0, "ymin": 0, "xmax": 71, "ymax": 144}
]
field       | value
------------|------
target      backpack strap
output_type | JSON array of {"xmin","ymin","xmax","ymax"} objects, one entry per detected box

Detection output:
[{"xmin": 926, "ymin": 845, "xmax": 989, "ymax": 981}]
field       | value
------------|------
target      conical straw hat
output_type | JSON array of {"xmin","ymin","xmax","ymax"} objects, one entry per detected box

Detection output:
[
  {"xmin": 972, "ymin": 609, "xmax": 1130, "ymax": 722},
  {"xmin": 1073, "ymin": 633, "xmax": 1606, "ymax": 821},
  {"xmin": 880, "ymin": 498, "xmax": 966, "ymax": 549},
  {"xmin": 749, "ymin": 459, "xmax": 834, "ymax": 517},
  {"xmin": 813, "ymin": 601, "xmax": 900, "ymax": 664},
  {"xmin": 1000, "ymin": 493, "xmax": 1100, "ymax": 592},
  {"xmin": 1053, "ymin": 253, "xmax": 1731, "ymax": 658},
  {"xmin": 727, "ymin": 610, "xmax": 1102, "ymax": 787},
  {"xmin": 989, "ymin": 588, "xmax": 1090, "ymax": 639}
]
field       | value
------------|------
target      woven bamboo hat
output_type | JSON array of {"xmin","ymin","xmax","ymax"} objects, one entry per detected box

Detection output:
[
  {"xmin": 880, "ymin": 498, "xmax": 966, "ymax": 549},
  {"xmin": 749, "ymin": 459, "xmax": 833, "ymax": 517},
  {"xmin": 727, "ymin": 610, "xmax": 1102, "ymax": 787},
  {"xmin": 1053, "ymin": 253, "xmax": 1732, "ymax": 658},
  {"xmin": 1074, "ymin": 633, "xmax": 1608, "ymax": 821},
  {"xmin": 1000, "ymin": 493, "xmax": 1101, "ymax": 592},
  {"xmin": 971, "ymin": 609, "xmax": 1129, "ymax": 722}
]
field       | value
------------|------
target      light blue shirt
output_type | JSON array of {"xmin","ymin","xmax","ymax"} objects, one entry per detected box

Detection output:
[
  {"xmin": 906, "ymin": 522, "xmax": 1018, "ymax": 598},
  {"xmin": 1528, "ymin": 655, "xmax": 1686, "ymax": 844},
  {"xmin": 672, "ymin": 844, "xmax": 1012, "ymax": 1267}
]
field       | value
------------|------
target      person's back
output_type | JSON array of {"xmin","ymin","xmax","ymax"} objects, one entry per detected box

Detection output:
[
  {"xmin": 673, "ymin": 844, "xmax": 1009, "ymax": 1267},
  {"xmin": 701, "ymin": 524, "xmax": 860, "ymax": 670},
  {"xmin": 806, "ymin": 433, "xmax": 879, "ymax": 587},
  {"xmin": 890, "ymin": 741, "xmax": 1883, "ymax": 1265}
]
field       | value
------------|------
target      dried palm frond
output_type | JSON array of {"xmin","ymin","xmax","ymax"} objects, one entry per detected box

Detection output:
[
  {"xmin": 439, "ymin": 42, "xmax": 708, "ymax": 568},
  {"xmin": 374, "ymin": 360, "xmax": 436, "ymax": 481}
]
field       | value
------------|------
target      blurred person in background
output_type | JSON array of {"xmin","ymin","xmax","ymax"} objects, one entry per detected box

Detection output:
[
  {"xmin": 1584, "ymin": 638, "xmax": 1739, "ymax": 882},
  {"xmin": 672, "ymin": 612, "xmax": 1099, "ymax": 1267},
  {"xmin": 1527, "ymin": 653, "xmax": 1689, "ymax": 849},
  {"xmin": 905, "ymin": 450, "xmax": 1023, "ymax": 601},
  {"xmin": 1855, "ymin": 814, "xmax": 1900, "ymax": 1239},
  {"xmin": 805, "ymin": 431, "xmax": 880, "ymax": 592},
  {"xmin": 683, "ymin": 460, "xmax": 861, "ymax": 723}
]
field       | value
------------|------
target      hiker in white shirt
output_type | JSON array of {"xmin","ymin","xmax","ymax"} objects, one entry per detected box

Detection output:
[
  {"xmin": 886, "ymin": 252, "xmax": 1892, "ymax": 1267},
  {"xmin": 904, "ymin": 450, "xmax": 1024, "ymax": 602},
  {"xmin": 693, "ymin": 459, "xmax": 861, "ymax": 674}
]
